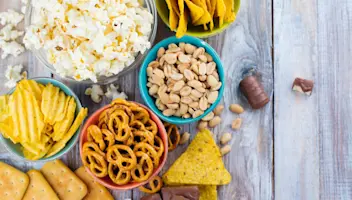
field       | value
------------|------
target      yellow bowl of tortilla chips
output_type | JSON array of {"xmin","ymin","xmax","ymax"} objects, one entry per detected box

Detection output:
[{"xmin": 156, "ymin": 0, "xmax": 240, "ymax": 38}]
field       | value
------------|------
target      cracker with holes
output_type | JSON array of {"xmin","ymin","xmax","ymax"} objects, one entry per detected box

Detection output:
[
  {"xmin": 75, "ymin": 166, "xmax": 113, "ymax": 200},
  {"xmin": 23, "ymin": 169, "xmax": 59, "ymax": 200},
  {"xmin": 41, "ymin": 160, "xmax": 88, "ymax": 200},
  {"xmin": 0, "ymin": 161, "xmax": 29, "ymax": 200}
]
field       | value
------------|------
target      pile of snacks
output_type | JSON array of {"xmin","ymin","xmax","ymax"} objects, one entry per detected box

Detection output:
[
  {"xmin": 0, "ymin": 160, "xmax": 114, "ymax": 200},
  {"xmin": 24, "ymin": 0, "xmax": 154, "ymax": 82},
  {"xmin": 147, "ymin": 42, "xmax": 221, "ymax": 118},
  {"xmin": 165, "ymin": 0, "xmax": 238, "ymax": 37},
  {"xmin": 0, "ymin": 80, "xmax": 88, "ymax": 160},
  {"xmin": 81, "ymin": 99, "xmax": 165, "ymax": 185}
]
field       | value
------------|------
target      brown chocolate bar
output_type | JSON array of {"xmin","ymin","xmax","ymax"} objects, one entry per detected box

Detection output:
[
  {"xmin": 239, "ymin": 75, "xmax": 269, "ymax": 109},
  {"xmin": 292, "ymin": 78, "xmax": 314, "ymax": 95},
  {"xmin": 141, "ymin": 193, "xmax": 162, "ymax": 200},
  {"xmin": 161, "ymin": 186, "xmax": 200, "ymax": 200}
]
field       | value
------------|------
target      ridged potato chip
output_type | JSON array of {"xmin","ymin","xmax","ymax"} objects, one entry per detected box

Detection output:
[
  {"xmin": 52, "ymin": 97, "xmax": 76, "ymax": 141},
  {"xmin": 46, "ymin": 108, "xmax": 88, "ymax": 158}
]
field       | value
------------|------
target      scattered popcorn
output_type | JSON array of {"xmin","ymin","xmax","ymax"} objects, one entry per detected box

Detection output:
[
  {"xmin": 0, "ymin": 24, "xmax": 24, "ymax": 41},
  {"xmin": 5, "ymin": 64, "xmax": 26, "ymax": 88},
  {"xmin": 0, "ymin": 9, "xmax": 24, "ymax": 26},
  {"xmin": 24, "ymin": 0, "xmax": 154, "ymax": 82},
  {"xmin": 85, "ymin": 85, "xmax": 104, "ymax": 103},
  {"xmin": 105, "ymin": 84, "xmax": 128, "ymax": 100},
  {"xmin": 0, "ymin": 41, "xmax": 25, "ymax": 59}
]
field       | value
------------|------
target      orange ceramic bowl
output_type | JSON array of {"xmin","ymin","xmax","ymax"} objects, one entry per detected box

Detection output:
[{"xmin": 79, "ymin": 102, "xmax": 168, "ymax": 190}]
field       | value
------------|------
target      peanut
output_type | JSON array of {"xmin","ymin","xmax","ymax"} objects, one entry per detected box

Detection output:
[
  {"xmin": 221, "ymin": 145, "xmax": 231, "ymax": 156},
  {"xmin": 229, "ymin": 104, "xmax": 244, "ymax": 114},
  {"xmin": 213, "ymin": 105, "xmax": 224, "ymax": 116},
  {"xmin": 209, "ymin": 116, "xmax": 221, "ymax": 128},
  {"xmin": 179, "ymin": 132, "xmax": 190, "ymax": 144},
  {"xmin": 220, "ymin": 133, "xmax": 232, "ymax": 144},
  {"xmin": 198, "ymin": 121, "xmax": 208, "ymax": 130},
  {"xmin": 232, "ymin": 118, "xmax": 242, "ymax": 130}
]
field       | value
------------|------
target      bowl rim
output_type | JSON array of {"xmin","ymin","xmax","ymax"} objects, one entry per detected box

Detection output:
[
  {"xmin": 24, "ymin": 0, "xmax": 158, "ymax": 84},
  {"xmin": 0, "ymin": 77, "xmax": 83, "ymax": 163},
  {"xmin": 139, "ymin": 35, "xmax": 225, "ymax": 125},
  {"xmin": 155, "ymin": 0, "xmax": 241, "ymax": 38},
  {"xmin": 79, "ymin": 102, "xmax": 168, "ymax": 190}
]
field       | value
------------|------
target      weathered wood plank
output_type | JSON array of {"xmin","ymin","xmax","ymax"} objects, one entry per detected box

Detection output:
[{"xmin": 274, "ymin": 0, "xmax": 352, "ymax": 199}]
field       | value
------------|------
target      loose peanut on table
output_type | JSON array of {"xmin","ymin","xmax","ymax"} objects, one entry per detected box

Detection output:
[
  {"xmin": 232, "ymin": 118, "xmax": 242, "ymax": 130},
  {"xmin": 179, "ymin": 132, "xmax": 190, "ymax": 144},
  {"xmin": 146, "ymin": 43, "xmax": 222, "ymax": 119},
  {"xmin": 221, "ymin": 145, "xmax": 231, "ymax": 156},
  {"xmin": 229, "ymin": 104, "xmax": 244, "ymax": 114},
  {"xmin": 209, "ymin": 116, "xmax": 222, "ymax": 128},
  {"xmin": 198, "ymin": 121, "xmax": 208, "ymax": 130},
  {"xmin": 220, "ymin": 133, "xmax": 232, "ymax": 144}
]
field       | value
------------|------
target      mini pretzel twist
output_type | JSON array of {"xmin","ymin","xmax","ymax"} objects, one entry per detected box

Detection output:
[
  {"xmin": 164, "ymin": 123, "xmax": 180, "ymax": 151},
  {"xmin": 133, "ymin": 142, "xmax": 160, "ymax": 168},
  {"xmin": 106, "ymin": 145, "xmax": 137, "ymax": 171},
  {"xmin": 131, "ymin": 151, "xmax": 154, "ymax": 182},
  {"xmin": 87, "ymin": 125, "xmax": 106, "ymax": 151},
  {"xmin": 82, "ymin": 142, "xmax": 105, "ymax": 157},
  {"xmin": 108, "ymin": 163, "xmax": 131, "ymax": 185},
  {"xmin": 101, "ymin": 129, "xmax": 115, "ymax": 149},
  {"xmin": 138, "ymin": 176, "xmax": 163, "ymax": 194},
  {"xmin": 145, "ymin": 119, "xmax": 158, "ymax": 136},
  {"xmin": 82, "ymin": 150, "xmax": 108, "ymax": 177}
]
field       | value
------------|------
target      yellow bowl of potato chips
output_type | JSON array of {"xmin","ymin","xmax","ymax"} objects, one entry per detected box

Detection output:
[
  {"xmin": 0, "ymin": 77, "xmax": 88, "ymax": 162},
  {"xmin": 156, "ymin": 0, "xmax": 240, "ymax": 38}
]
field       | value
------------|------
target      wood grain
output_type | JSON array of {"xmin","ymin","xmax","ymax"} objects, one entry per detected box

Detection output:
[{"xmin": 274, "ymin": 0, "xmax": 352, "ymax": 199}]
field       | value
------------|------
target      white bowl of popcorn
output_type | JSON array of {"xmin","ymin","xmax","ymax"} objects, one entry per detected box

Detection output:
[{"xmin": 24, "ymin": 0, "xmax": 157, "ymax": 84}]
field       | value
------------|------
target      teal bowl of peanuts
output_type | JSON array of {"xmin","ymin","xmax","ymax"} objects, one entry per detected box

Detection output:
[{"xmin": 139, "ymin": 36, "xmax": 225, "ymax": 125}]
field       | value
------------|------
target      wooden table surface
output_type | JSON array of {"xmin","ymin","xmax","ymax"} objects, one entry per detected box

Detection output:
[{"xmin": 1, "ymin": 0, "xmax": 351, "ymax": 199}]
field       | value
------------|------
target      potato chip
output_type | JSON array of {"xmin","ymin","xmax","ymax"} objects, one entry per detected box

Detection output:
[
  {"xmin": 23, "ymin": 140, "xmax": 54, "ymax": 160},
  {"xmin": 17, "ymin": 80, "xmax": 44, "ymax": 105},
  {"xmin": 53, "ymin": 92, "xmax": 67, "ymax": 123},
  {"xmin": 23, "ymin": 89, "xmax": 43, "ymax": 143},
  {"xmin": 13, "ymin": 90, "xmax": 30, "ymax": 143},
  {"xmin": 46, "ymin": 108, "xmax": 88, "ymax": 158},
  {"xmin": 46, "ymin": 85, "xmax": 60, "ymax": 125},
  {"xmin": 166, "ymin": 0, "xmax": 179, "ymax": 30},
  {"xmin": 224, "ymin": 0, "xmax": 235, "ymax": 22},
  {"xmin": 0, "ymin": 95, "xmax": 10, "ymax": 122},
  {"xmin": 162, "ymin": 129, "xmax": 231, "ymax": 185},
  {"xmin": 199, "ymin": 185, "xmax": 217, "ymax": 200},
  {"xmin": 22, "ymin": 142, "xmax": 41, "ymax": 155},
  {"xmin": 29, "ymin": 92, "xmax": 45, "ymax": 141},
  {"xmin": 0, "ymin": 121, "xmax": 17, "ymax": 143},
  {"xmin": 52, "ymin": 97, "xmax": 76, "ymax": 141},
  {"xmin": 185, "ymin": 0, "xmax": 204, "ymax": 23},
  {"xmin": 176, "ymin": 0, "xmax": 188, "ymax": 38},
  {"xmin": 8, "ymin": 94, "xmax": 20, "ymax": 140}
]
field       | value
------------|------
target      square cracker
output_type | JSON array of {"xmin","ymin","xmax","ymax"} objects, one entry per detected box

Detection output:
[
  {"xmin": 75, "ymin": 167, "xmax": 113, "ymax": 200},
  {"xmin": 23, "ymin": 169, "xmax": 59, "ymax": 200},
  {"xmin": 0, "ymin": 161, "xmax": 29, "ymax": 200},
  {"xmin": 41, "ymin": 160, "xmax": 88, "ymax": 200}
]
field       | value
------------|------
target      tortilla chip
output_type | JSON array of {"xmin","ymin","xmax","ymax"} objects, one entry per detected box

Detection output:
[
  {"xmin": 162, "ymin": 129, "xmax": 231, "ymax": 185},
  {"xmin": 199, "ymin": 185, "xmax": 217, "ymax": 200},
  {"xmin": 170, "ymin": 0, "xmax": 180, "ymax": 16},
  {"xmin": 176, "ymin": 0, "xmax": 188, "ymax": 38},
  {"xmin": 185, "ymin": 0, "xmax": 204, "ymax": 23},
  {"xmin": 215, "ymin": 0, "xmax": 226, "ymax": 26},
  {"xmin": 224, "ymin": 0, "xmax": 236, "ymax": 22},
  {"xmin": 192, "ymin": 0, "xmax": 212, "ymax": 26},
  {"xmin": 166, "ymin": 0, "xmax": 179, "ymax": 30}
]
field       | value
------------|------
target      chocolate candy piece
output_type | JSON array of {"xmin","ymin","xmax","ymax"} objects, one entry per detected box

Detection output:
[
  {"xmin": 161, "ymin": 186, "xmax": 200, "ymax": 200},
  {"xmin": 292, "ymin": 77, "xmax": 314, "ymax": 95},
  {"xmin": 141, "ymin": 193, "xmax": 162, "ymax": 200},
  {"xmin": 240, "ymin": 75, "xmax": 269, "ymax": 109}
]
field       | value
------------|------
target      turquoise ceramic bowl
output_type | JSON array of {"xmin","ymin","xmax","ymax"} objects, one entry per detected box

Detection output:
[
  {"xmin": 139, "ymin": 36, "xmax": 225, "ymax": 125},
  {"xmin": 0, "ymin": 77, "xmax": 83, "ymax": 162}
]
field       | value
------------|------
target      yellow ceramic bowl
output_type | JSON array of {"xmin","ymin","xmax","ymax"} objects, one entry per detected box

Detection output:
[{"xmin": 155, "ymin": 0, "xmax": 240, "ymax": 38}]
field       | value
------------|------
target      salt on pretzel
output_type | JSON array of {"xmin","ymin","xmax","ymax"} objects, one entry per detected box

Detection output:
[{"xmin": 138, "ymin": 176, "xmax": 163, "ymax": 194}]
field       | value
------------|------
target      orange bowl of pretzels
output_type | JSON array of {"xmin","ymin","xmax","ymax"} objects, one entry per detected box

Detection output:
[{"xmin": 79, "ymin": 99, "xmax": 168, "ymax": 190}]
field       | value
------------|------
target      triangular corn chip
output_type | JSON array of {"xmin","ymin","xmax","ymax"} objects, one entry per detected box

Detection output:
[
  {"xmin": 185, "ymin": 0, "xmax": 204, "ymax": 23},
  {"xmin": 199, "ymin": 185, "xmax": 217, "ymax": 200},
  {"xmin": 224, "ymin": 0, "xmax": 236, "ymax": 22},
  {"xmin": 215, "ymin": 0, "xmax": 226, "ymax": 26},
  {"xmin": 166, "ymin": 0, "xmax": 179, "ymax": 30},
  {"xmin": 176, "ymin": 0, "xmax": 188, "ymax": 38},
  {"xmin": 170, "ymin": 0, "xmax": 181, "ymax": 16},
  {"xmin": 192, "ymin": 0, "xmax": 212, "ymax": 26},
  {"xmin": 162, "ymin": 129, "xmax": 231, "ymax": 185}
]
